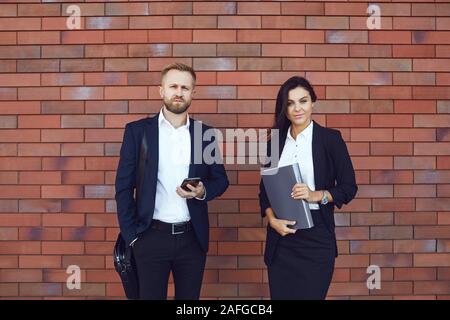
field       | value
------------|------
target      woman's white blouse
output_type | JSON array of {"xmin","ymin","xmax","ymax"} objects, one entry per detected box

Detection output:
[{"xmin": 278, "ymin": 121, "xmax": 319, "ymax": 210}]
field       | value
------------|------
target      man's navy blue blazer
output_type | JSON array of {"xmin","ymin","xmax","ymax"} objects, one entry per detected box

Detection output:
[
  {"xmin": 259, "ymin": 120, "xmax": 358, "ymax": 265},
  {"xmin": 115, "ymin": 113, "xmax": 229, "ymax": 252}
]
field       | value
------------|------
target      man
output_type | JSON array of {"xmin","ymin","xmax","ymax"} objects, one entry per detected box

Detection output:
[{"xmin": 115, "ymin": 63, "xmax": 229, "ymax": 299}]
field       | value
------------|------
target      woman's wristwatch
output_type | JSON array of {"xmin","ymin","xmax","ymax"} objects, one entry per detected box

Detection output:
[{"xmin": 320, "ymin": 190, "xmax": 329, "ymax": 205}]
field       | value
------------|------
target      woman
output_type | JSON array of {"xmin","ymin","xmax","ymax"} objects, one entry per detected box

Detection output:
[{"xmin": 259, "ymin": 76, "xmax": 358, "ymax": 300}]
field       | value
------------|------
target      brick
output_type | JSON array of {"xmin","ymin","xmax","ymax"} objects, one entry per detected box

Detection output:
[
  {"xmin": 86, "ymin": 101, "xmax": 128, "ymax": 114},
  {"xmin": 62, "ymin": 3, "xmax": 104, "ymax": 17},
  {"xmin": 43, "ymin": 214, "xmax": 85, "ymax": 227},
  {"xmin": 0, "ymin": 18, "xmax": 41, "ymax": 30},
  {"xmin": 0, "ymin": 241, "xmax": 40, "ymax": 254},
  {"xmin": 370, "ymin": 86, "xmax": 412, "ymax": 99},
  {"xmin": 61, "ymin": 87, "xmax": 103, "ymax": 100},
  {"xmin": 415, "ymin": 170, "xmax": 450, "ymax": 184},
  {"xmin": 327, "ymin": 115, "xmax": 369, "ymax": 128},
  {"xmin": 173, "ymin": 44, "xmax": 216, "ymax": 57},
  {"xmin": 42, "ymin": 242, "xmax": 84, "ymax": 255},
  {"xmin": 371, "ymin": 115, "xmax": 413, "ymax": 128},
  {"xmin": 218, "ymin": 16, "xmax": 261, "ymax": 29},
  {"xmin": 18, "ymin": 31, "xmax": 60, "ymax": 45},
  {"xmin": 350, "ymin": 72, "xmax": 391, "ymax": 85},
  {"xmin": 336, "ymin": 227, "xmax": 369, "ymax": 240},
  {"xmin": 105, "ymin": 58, "xmax": 147, "ymax": 72},
  {"xmin": 373, "ymin": 199, "xmax": 415, "ymax": 212},
  {"xmin": 395, "ymin": 99, "xmax": 436, "ymax": 114},
  {"xmin": 129, "ymin": 44, "xmax": 172, "ymax": 57},
  {"xmin": 306, "ymin": 44, "xmax": 348, "ymax": 57},
  {"xmin": 85, "ymin": 17, "xmax": 128, "ymax": 30},
  {"xmin": 414, "ymin": 115, "xmax": 450, "ymax": 128},
  {"xmin": 193, "ymin": 2, "xmax": 235, "ymax": 15},
  {"xmin": 394, "ymin": 157, "xmax": 436, "ymax": 170},
  {"xmin": 415, "ymin": 254, "xmax": 450, "ymax": 268},
  {"xmin": 85, "ymin": 44, "xmax": 127, "ymax": 58},
  {"xmin": 173, "ymin": 16, "xmax": 216, "ymax": 29},
  {"xmin": 371, "ymin": 226, "xmax": 413, "ymax": 240},
  {"xmin": 148, "ymin": 30, "xmax": 192, "ymax": 43},
  {"xmin": 105, "ymin": 30, "xmax": 147, "ymax": 44},
  {"xmin": 42, "ymin": 101, "xmax": 83, "ymax": 115},
  {"xmin": 327, "ymin": 86, "xmax": 368, "ymax": 99},
  {"xmin": 350, "ymin": 240, "xmax": 392, "ymax": 254},
  {"xmin": 351, "ymin": 213, "xmax": 393, "ymax": 226},
  {"xmin": 394, "ymin": 17, "xmax": 435, "ymax": 30},
  {"xmin": 105, "ymin": 86, "xmax": 147, "ymax": 100},
  {"xmin": 85, "ymin": 73, "xmax": 127, "ymax": 86},
  {"xmin": 395, "ymin": 268, "xmax": 436, "ymax": 281},
  {"xmin": 193, "ymin": 58, "xmax": 236, "ymax": 71},
  {"xmin": 61, "ymin": 171, "xmax": 104, "ymax": 185},
  {"xmin": 349, "ymin": 44, "xmax": 391, "ymax": 58},
  {"xmin": 41, "ymin": 45, "xmax": 84, "ymax": 58},
  {"xmin": 193, "ymin": 30, "xmax": 237, "ymax": 43},
  {"xmin": 42, "ymin": 73, "xmax": 84, "ymax": 86},
  {"xmin": 307, "ymin": 16, "xmax": 348, "ymax": 29},
  {"xmin": 106, "ymin": 3, "xmax": 148, "ymax": 16},
  {"xmin": 61, "ymin": 59, "xmax": 103, "ymax": 73},
  {"xmin": 327, "ymin": 58, "xmax": 368, "ymax": 71},
  {"xmin": 129, "ymin": 16, "xmax": 172, "ymax": 29},
  {"xmin": 238, "ymin": 2, "xmax": 279, "ymax": 14},
  {"xmin": 238, "ymin": 30, "xmax": 280, "ymax": 43},
  {"xmin": 19, "ymin": 170, "xmax": 61, "ymax": 184},
  {"xmin": 326, "ymin": 31, "xmax": 368, "ymax": 44},
  {"xmin": 62, "ymin": 227, "xmax": 105, "ymax": 241},
  {"xmin": 0, "ymin": 46, "xmax": 40, "ymax": 59},
  {"xmin": 0, "ymin": 269, "xmax": 42, "ymax": 282},
  {"xmin": 371, "ymin": 254, "xmax": 413, "ymax": 268},
  {"xmin": 370, "ymin": 31, "xmax": 411, "ymax": 44},
  {"xmin": 62, "ymin": 31, "xmax": 103, "ymax": 44},
  {"xmin": 61, "ymin": 143, "xmax": 103, "ymax": 157},
  {"xmin": 0, "ymin": 32, "xmax": 16, "ymax": 45},
  {"xmin": 239, "ymin": 58, "xmax": 281, "ymax": 71},
  {"xmin": 218, "ymin": 242, "xmax": 261, "ymax": 255},
  {"xmin": 18, "ymin": 144, "xmax": 60, "ymax": 157},
  {"xmin": 393, "ymin": 45, "xmax": 435, "ymax": 58},
  {"xmin": 19, "ymin": 227, "xmax": 61, "ymax": 241},
  {"xmin": 262, "ymin": 44, "xmax": 305, "ymax": 57},
  {"xmin": 413, "ymin": 31, "xmax": 450, "ymax": 45},
  {"xmin": 370, "ymin": 59, "xmax": 412, "ymax": 71},
  {"xmin": 262, "ymin": 16, "xmax": 305, "ymax": 29},
  {"xmin": 217, "ymin": 72, "xmax": 260, "ymax": 85},
  {"xmin": 415, "ymin": 143, "xmax": 450, "ymax": 155},
  {"xmin": 17, "ymin": 60, "xmax": 59, "ymax": 73}
]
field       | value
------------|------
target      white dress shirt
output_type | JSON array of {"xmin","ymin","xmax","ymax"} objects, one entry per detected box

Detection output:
[
  {"xmin": 153, "ymin": 108, "xmax": 192, "ymax": 223},
  {"xmin": 278, "ymin": 121, "xmax": 319, "ymax": 210}
]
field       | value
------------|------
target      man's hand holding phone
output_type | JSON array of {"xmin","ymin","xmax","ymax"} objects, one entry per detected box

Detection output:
[{"xmin": 176, "ymin": 177, "xmax": 205, "ymax": 199}]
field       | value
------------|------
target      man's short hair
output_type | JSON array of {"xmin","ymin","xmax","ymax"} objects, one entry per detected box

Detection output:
[{"xmin": 161, "ymin": 63, "xmax": 196, "ymax": 84}]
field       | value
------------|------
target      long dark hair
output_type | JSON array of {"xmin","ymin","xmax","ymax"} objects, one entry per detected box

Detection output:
[{"xmin": 272, "ymin": 76, "xmax": 317, "ymax": 136}]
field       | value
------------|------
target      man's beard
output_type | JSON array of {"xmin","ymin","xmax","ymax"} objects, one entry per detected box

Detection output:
[{"xmin": 163, "ymin": 97, "xmax": 191, "ymax": 114}]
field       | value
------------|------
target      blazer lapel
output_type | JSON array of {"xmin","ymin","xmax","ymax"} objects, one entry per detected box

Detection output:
[
  {"xmin": 144, "ymin": 114, "xmax": 159, "ymax": 191},
  {"xmin": 312, "ymin": 120, "xmax": 324, "ymax": 190}
]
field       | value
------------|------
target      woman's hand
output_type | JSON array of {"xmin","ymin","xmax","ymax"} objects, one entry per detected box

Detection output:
[
  {"xmin": 269, "ymin": 217, "xmax": 297, "ymax": 237},
  {"xmin": 291, "ymin": 183, "xmax": 320, "ymax": 202}
]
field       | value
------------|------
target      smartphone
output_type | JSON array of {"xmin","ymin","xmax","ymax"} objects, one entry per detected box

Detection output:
[{"xmin": 181, "ymin": 177, "xmax": 201, "ymax": 192}]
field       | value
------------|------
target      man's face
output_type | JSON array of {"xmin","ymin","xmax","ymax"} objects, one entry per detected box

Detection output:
[{"xmin": 159, "ymin": 69, "xmax": 195, "ymax": 114}]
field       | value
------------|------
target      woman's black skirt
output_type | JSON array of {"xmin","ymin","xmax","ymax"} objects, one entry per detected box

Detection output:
[{"xmin": 267, "ymin": 209, "xmax": 336, "ymax": 300}]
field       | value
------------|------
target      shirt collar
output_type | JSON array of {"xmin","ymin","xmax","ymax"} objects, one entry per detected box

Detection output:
[
  {"xmin": 287, "ymin": 120, "xmax": 314, "ymax": 142},
  {"xmin": 158, "ymin": 107, "xmax": 190, "ymax": 130}
]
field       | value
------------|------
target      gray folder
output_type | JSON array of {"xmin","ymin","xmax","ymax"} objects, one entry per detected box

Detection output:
[{"xmin": 261, "ymin": 163, "xmax": 314, "ymax": 229}]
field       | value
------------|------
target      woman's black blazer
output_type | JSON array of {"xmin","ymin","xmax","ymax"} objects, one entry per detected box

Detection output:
[{"xmin": 259, "ymin": 120, "xmax": 358, "ymax": 265}]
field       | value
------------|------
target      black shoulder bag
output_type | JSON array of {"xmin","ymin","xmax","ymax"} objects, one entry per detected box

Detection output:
[{"xmin": 113, "ymin": 130, "xmax": 148, "ymax": 299}]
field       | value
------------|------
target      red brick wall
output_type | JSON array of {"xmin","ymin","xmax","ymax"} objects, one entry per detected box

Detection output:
[{"xmin": 0, "ymin": 1, "xmax": 449, "ymax": 299}]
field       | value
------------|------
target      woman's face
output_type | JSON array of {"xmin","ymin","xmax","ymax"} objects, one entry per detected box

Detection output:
[{"xmin": 285, "ymin": 86, "xmax": 314, "ymax": 128}]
